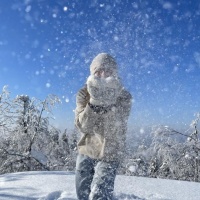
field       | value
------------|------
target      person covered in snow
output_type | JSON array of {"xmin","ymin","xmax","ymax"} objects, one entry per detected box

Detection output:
[{"xmin": 74, "ymin": 53, "xmax": 132, "ymax": 200}]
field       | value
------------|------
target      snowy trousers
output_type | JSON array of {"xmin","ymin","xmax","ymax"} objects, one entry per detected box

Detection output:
[{"xmin": 75, "ymin": 154, "xmax": 119, "ymax": 200}]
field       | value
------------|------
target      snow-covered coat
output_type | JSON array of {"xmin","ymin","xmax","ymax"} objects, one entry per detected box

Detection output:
[{"xmin": 75, "ymin": 85, "xmax": 132, "ymax": 161}]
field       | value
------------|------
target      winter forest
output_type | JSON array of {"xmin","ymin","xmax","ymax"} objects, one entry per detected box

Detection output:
[
  {"xmin": 1, "ymin": 85, "xmax": 200, "ymax": 183},
  {"xmin": 1, "ymin": 0, "xmax": 200, "ymax": 186}
]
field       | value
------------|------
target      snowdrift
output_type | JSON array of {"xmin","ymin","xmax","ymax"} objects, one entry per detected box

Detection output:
[{"xmin": 0, "ymin": 171, "xmax": 200, "ymax": 200}]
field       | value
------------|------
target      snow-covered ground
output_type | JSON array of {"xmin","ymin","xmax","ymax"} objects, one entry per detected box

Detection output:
[{"xmin": 0, "ymin": 171, "xmax": 200, "ymax": 200}]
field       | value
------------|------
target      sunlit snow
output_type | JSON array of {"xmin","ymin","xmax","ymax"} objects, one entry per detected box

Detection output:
[
  {"xmin": 63, "ymin": 7, "xmax": 68, "ymax": 12},
  {"xmin": 65, "ymin": 98, "xmax": 69, "ymax": 103},
  {"xmin": 25, "ymin": 5, "xmax": 31, "ymax": 13},
  {"xmin": 0, "ymin": 171, "xmax": 200, "ymax": 200},
  {"xmin": 46, "ymin": 83, "xmax": 51, "ymax": 88}
]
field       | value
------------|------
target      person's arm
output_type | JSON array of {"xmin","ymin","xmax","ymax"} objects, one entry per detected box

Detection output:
[
  {"xmin": 74, "ymin": 85, "xmax": 100, "ymax": 134},
  {"xmin": 117, "ymin": 89, "xmax": 132, "ymax": 156},
  {"xmin": 119, "ymin": 89, "xmax": 132, "ymax": 120}
]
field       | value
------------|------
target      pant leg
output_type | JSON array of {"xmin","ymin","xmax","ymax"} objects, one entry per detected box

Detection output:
[
  {"xmin": 89, "ymin": 160, "xmax": 119, "ymax": 200},
  {"xmin": 75, "ymin": 154, "xmax": 96, "ymax": 200}
]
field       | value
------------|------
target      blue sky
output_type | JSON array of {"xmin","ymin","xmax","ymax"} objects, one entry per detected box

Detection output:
[{"xmin": 0, "ymin": 0, "xmax": 200, "ymax": 131}]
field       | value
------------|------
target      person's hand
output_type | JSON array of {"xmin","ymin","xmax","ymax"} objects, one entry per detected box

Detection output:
[
  {"xmin": 87, "ymin": 75, "xmax": 122, "ymax": 106},
  {"xmin": 103, "ymin": 76, "xmax": 122, "ymax": 105},
  {"xmin": 87, "ymin": 75, "xmax": 104, "ymax": 105}
]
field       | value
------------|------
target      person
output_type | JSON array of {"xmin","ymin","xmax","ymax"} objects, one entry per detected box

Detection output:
[{"xmin": 74, "ymin": 53, "xmax": 132, "ymax": 200}]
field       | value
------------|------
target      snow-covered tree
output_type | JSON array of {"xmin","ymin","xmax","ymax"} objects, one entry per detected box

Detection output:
[
  {"xmin": 0, "ymin": 86, "xmax": 12, "ymax": 135},
  {"xmin": 123, "ymin": 113, "xmax": 200, "ymax": 182},
  {"xmin": 0, "ymin": 86, "xmax": 79, "ymax": 174}
]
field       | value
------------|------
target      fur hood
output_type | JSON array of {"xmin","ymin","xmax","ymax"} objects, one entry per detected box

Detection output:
[{"xmin": 90, "ymin": 53, "xmax": 118, "ymax": 76}]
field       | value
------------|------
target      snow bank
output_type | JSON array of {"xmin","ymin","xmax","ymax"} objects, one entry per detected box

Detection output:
[{"xmin": 0, "ymin": 171, "xmax": 200, "ymax": 200}]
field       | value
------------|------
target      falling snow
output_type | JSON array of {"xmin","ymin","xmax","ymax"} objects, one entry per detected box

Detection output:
[{"xmin": 0, "ymin": 0, "xmax": 200, "ymax": 134}]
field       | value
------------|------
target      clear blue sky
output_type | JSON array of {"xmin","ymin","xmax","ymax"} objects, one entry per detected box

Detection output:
[{"xmin": 0, "ymin": 0, "xmax": 200, "ymax": 131}]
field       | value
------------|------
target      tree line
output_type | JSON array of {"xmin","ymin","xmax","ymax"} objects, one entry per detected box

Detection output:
[
  {"xmin": 125, "ymin": 113, "xmax": 200, "ymax": 182},
  {"xmin": 1, "ymin": 86, "xmax": 200, "ymax": 182},
  {"xmin": 0, "ymin": 86, "xmax": 77, "ymax": 174}
]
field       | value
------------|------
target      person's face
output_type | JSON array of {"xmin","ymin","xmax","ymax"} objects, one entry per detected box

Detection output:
[{"xmin": 94, "ymin": 68, "xmax": 114, "ymax": 78}]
